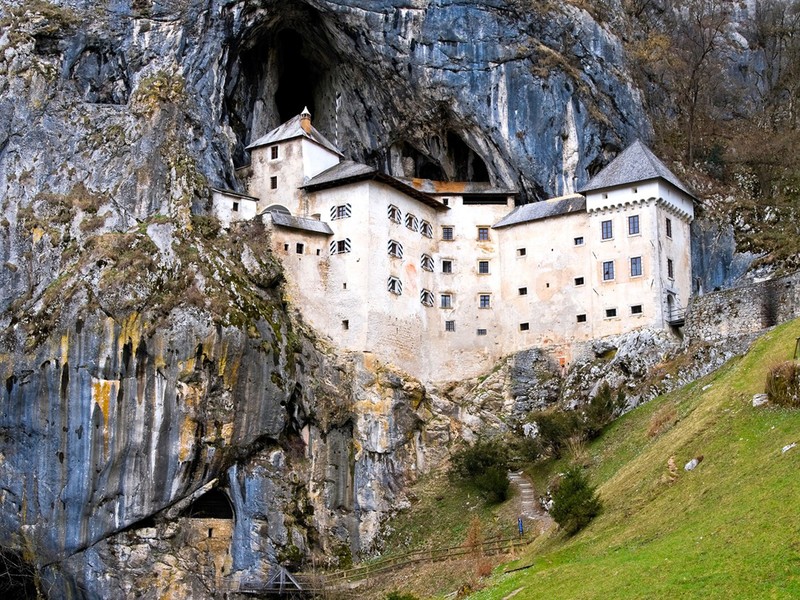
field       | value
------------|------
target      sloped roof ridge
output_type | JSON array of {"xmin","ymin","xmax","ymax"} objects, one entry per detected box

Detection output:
[{"xmin": 246, "ymin": 114, "xmax": 343, "ymax": 156}]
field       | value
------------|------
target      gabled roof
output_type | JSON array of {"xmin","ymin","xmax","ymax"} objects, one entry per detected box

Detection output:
[
  {"xmin": 399, "ymin": 178, "xmax": 517, "ymax": 196},
  {"xmin": 302, "ymin": 160, "xmax": 449, "ymax": 212},
  {"xmin": 493, "ymin": 194, "xmax": 586, "ymax": 229},
  {"xmin": 209, "ymin": 187, "xmax": 258, "ymax": 202},
  {"xmin": 580, "ymin": 140, "xmax": 696, "ymax": 199},
  {"xmin": 268, "ymin": 211, "xmax": 334, "ymax": 235},
  {"xmin": 246, "ymin": 114, "xmax": 343, "ymax": 157}
]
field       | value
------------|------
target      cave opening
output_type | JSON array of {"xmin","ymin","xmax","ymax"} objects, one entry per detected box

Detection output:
[
  {"xmin": 447, "ymin": 132, "xmax": 490, "ymax": 182},
  {"xmin": 185, "ymin": 489, "xmax": 234, "ymax": 519},
  {"xmin": 274, "ymin": 29, "xmax": 321, "ymax": 123},
  {"xmin": 396, "ymin": 133, "xmax": 490, "ymax": 182}
]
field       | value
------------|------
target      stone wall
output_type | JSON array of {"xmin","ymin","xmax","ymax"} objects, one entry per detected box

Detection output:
[{"xmin": 685, "ymin": 271, "xmax": 800, "ymax": 343}]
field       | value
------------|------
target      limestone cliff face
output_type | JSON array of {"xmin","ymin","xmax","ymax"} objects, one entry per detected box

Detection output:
[{"xmin": 0, "ymin": 0, "xmax": 655, "ymax": 596}]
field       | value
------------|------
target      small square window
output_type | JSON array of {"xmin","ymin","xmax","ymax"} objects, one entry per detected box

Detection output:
[
  {"xmin": 519, "ymin": 322, "xmax": 530, "ymax": 331},
  {"xmin": 232, "ymin": 201, "xmax": 239, "ymax": 212},
  {"xmin": 667, "ymin": 258, "xmax": 674, "ymax": 279},
  {"xmin": 517, "ymin": 248, "xmax": 527, "ymax": 256},
  {"xmin": 574, "ymin": 276, "xmax": 584, "ymax": 286},
  {"xmin": 271, "ymin": 145, "xmax": 279, "ymax": 160},
  {"xmin": 443, "ymin": 198, "xmax": 450, "ymax": 206},
  {"xmin": 316, "ymin": 249, "xmax": 321, "ymax": 256},
  {"xmin": 606, "ymin": 308, "xmax": 617, "ymax": 318},
  {"xmin": 574, "ymin": 236, "xmax": 584, "ymax": 246},
  {"xmin": 342, "ymin": 319, "xmax": 349, "ymax": 330},
  {"xmin": 631, "ymin": 256, "xmax": 642, "ymax": 277},
  {"xmin": 270, "ymin": 176, "xmax": 278, "ymax": 190},
  {"xmin": 603, "ymin": 261, "xmax": 615, "ymax": 281},
  {"xmin": 577, "ymin": 313, "xmax": 587, "ymax": 323},
  {"xmin": 478, "ymin": 260, "xmax": 489, "ymax": 274},
  {"xmin": 477, "ymin": 328, "xmax": 487, "ymax": 336},
  {"xmin": 296, "ymin": 243, "xmax": 304, "ymax": 254},
  {"xmin": 440, "ymin": 294, "xmax": 452, "ymax": 309},
  {"xmin": 601, "ymin": 220, "xmax": 613, "ymax": 240},
  {"xmin": 445, "ymin": 320, "xmax": 455, "ymax": 332},
  {"xmin": 666, "ymin": 217, "xmax": 673, "ymax": 238},
  {"xmin": 283, "ymin": 243, "xmax": 289, "ymax": 251},
  {"xmin": 442, "ymin": 260, "xmax": 453, "ymax": 274},
  {"xmin": 631, "ymin": 304, "xmax": 643, "ymax": 315},
  {"xmin": 628, "ymin": 215, "xmax": 640, "ymax": 235},
  {"xmin": 478, "ymin": 227, "xmax": 489, "ymax": 241},
  {"xmin": 479, "ymin": 294, "xmax": 491, "ymax": 309},
  {"xmin": 518, "ymin": 287, "xmax": 527, "ymax": 295},
  {"xmin": 442, "ymin": 226, "xmax": 454, "ymax": 241},
  {"xmin": 602, "ymin": 192, "xmax": 609, "ymax": 199}
]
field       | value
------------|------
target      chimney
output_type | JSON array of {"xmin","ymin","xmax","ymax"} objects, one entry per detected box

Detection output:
[{"xmin": 300, "ymin": 107, "xmax": 312, "ymax": 134}]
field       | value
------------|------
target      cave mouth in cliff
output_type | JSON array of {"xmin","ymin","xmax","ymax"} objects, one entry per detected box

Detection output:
[
  {"xmin": 398, "ymin": 133, "xmax": 490, "ymax": 182},
  {"xmin": 186, "ymin": 489, "xmax": 234, "ymax": 519},
  {"xmin": 447, "ymin": 132, "xmax": 490, "ymax": 182},
  {"xmin": 274, "ymin": 29, "xmax": 322, "ymax": 123}
]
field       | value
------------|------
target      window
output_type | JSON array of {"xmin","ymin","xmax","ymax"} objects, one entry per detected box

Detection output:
[
  {"xmin": 667, "ymin": 258, "xmax": 674, "ymax": 279},
  {"xmin": 574, "ymin": 236, "xmax": 584, "ymax": 246},
  {"xmin": 330, "ymin": 239, "xmax": 351, "ymax": 254},
  {"xmin": 388, "ymin": 204, "xmax": 401, "ymax": 223},
  {"xmin": 420, "ymin": 289, "xmax": 435, "ymax": 307},
  {"xmin": 388, "ymin": 239, "xmax": 403, "ymax": 258},
  {"xmin": 477, "ymin": 328, "xmax": 488, "ymax": 336},
  {"xmin": 443, "ymin": 198, "xmax": 450, "ymax": 206},
  {"xmin": 520, "ymin": 322, "xmax": 530, "ymax": 331},
  {"xmin": 517, "ymin": 248, "xmax": 526, "ymax": 256},
  {"xmin": 331, "ymin": 204, "xmax": 352, "ymax": 220},
  {"xmin": 628, "ymin": 215, "xmax": 640, "ymax": 235},
  {"xmin": 405, "ymin": 213, "xmax": 419, "ymax": 231},
  {"xmin": 442, "ymin": 260, "xmax": 453, "ymax": 274},
  {"xmin": 232, "ymin": 201, "xmax": 239, "ymax": 212},
  {"xmin": 518, "ymin": 287, "xmax": 528, "ymax": 295},
  {"xmin": 442, "ymin": 226, "xmax": 454, "ymax": 241},
  {"xmin": 631, "ymin": 304, "xmax": 643, "ymax": 315},
  {"xmin": 477, "ymin": 227, "xmax": 489, "ymax": 241},
  {"xmin": 316, "ymin": 249, "xmax": 321, "ymax": 256},
  {"xmin": 421, "ymin": 254, "xmax": 434, "ymax": 272},
  {"xmin": 606, "ymin": 308, "xmax": 617, "ymax": 318},
  {"xmin": 270, "ymin": 176, "xmax": 277, "ymax": 190},
  {"xmin": 440, "ymin": 294, "xmax": 452, "ymax": 309},
  {"xmin": 445, "ymin": 320, "xmax": 455, "ymax": 332},
  {"xmin": 631, "ymin": 256, "xmax": 643, "ymax": 277},
  {"xmin": 632, "ymin": 186, "xmax": 638, "ymax": 194},
  {"xmin": 270, "ymin": 145, "xmax": 278, "ymax": 160},
  {"xmin": 666, "ymin": 217, "xmax": 673, "ymax": 238},
  {"xmin": 602, "ymin": 192, "xmax": 609, "ymax": 199},
  {"xmin": 574, "ymin": 276, "xmax": 584, "ymax": 286},
  {"xmin": 295, "ymin": 243, "xmax": 304, "ymax": 254},
  {"xmin": 342, "ymin": 320, "xmax": 349, "ymax": 330},
  {"xmin": 603, "ymin": 261, "xmax": 615, "ymax": 281},
  {"xmin": 478, "ymin": 260, "xmax": 489, "ymax": 274},
  {"xmin": 479, "ymin": 294, "xmax": 491, "ymax": 309},
  {"xmin": 387, "ymin": 276, "xmax": 402, "ymax": 295},
  {"xmin": 576, "ymin": 313, "xmax": 587, "ymax": 323},
  {"xmin": 420, "ymin": 220, "xmax": 433, "ymax": 238},
  {"xmin": 283, "ymin": 243, "xmax": 289, "ymax": 251},
  {"xmin": 601, "ymin": 220, "xmax": 613, "ymax": 240}
]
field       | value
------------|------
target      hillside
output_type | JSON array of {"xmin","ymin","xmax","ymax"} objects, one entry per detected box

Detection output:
[{"xmin": 375, "ymin": 317, "xmax": 800, "ymax": 599}]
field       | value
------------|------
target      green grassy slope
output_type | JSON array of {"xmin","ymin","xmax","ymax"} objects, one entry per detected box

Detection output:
[{"xmin": 472, "ymin": 319, "xmax": 800, "ymax": 599}]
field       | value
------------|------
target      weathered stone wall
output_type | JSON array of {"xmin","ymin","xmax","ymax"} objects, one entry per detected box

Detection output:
[{"xmin": 685, "ymin": 271, "xmax": 800, "ymax": 343}]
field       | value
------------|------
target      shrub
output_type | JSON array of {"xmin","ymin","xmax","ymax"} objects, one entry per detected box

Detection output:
[
  {"xmin": 765, "ymin": 361, "xmax": 800, "ymax": 407},
  {"xmin": 450, "ymin": 438, "xmax": 510, "ymax": 504},
  {"xmin": 583, "ymin": 382, "xmax": 625, "ymax": 439},
  {"xmin": 648, "ymin": 404, "xmax": 678, "ymax": 438},
  {"xmin": 550, "ymin": 466, "xmax": 602, "ymax": 535},
  {"xmin": 532, "ymin": 411, "xmax": 581, "ymax": 458},
  {"xmin": 386, "ymin": 592, "xmax": 419, "ymax": 600}
]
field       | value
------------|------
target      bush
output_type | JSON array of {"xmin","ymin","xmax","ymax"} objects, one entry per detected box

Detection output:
[
  {"xmin": 550, "ymin": 466, "xmax": 602, "ymax": 535},
  {"xmin": 386, "ymin": 592, "xmax": 419, "ymax": 600},
  {"xmin": 450, "ymin": 438, "xmax": 510, "ymax": 504},
  {"xmin": 532, "ymin": 411, "xmax": 581, "ymax": 458},
  {"xmin": 584, "ymin": 382, "xmax": 626, "ymax": 439},
  {"xmin": 766, "ymin": 361, "xmax": 800, "ymax": 407}
]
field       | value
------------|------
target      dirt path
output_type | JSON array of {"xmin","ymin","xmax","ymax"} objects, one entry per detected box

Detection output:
[{"xmin": 508, "ymin": 470, "xmax": 555, "ymax": 533}]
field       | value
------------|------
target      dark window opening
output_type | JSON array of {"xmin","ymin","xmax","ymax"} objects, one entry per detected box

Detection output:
[
  {"xmin": 270, "ymin": 176, "xmax": 278, "ymax": 190},
  {"xmin": 271, "ymin": 145, "xmax": 279, "ymax": 160},
  {"xmin": 296, "ymin": 243, "xmax": 304, "ymax": 254},
  {"xmin": 342, "ymin": 320, "xmax": 349, "ymax": 330},
  {"xmin": 606, "ymin": 308, "xmax": 617, "ymax": 318},
  {"xmin": 445, "ymin": 320, "xmax": 455, "ymax": 332},
  {"xmin": 520, "ymin": 322, "xmax": 530, "ymax": 331},
  {"xmin": 517, "ymin": 248, "xmax": 526, "ymax": 256},
  {"xmin": 574, "ymin": 236, "xmax": 584, "ymax": 246},
  {"xmin": 577, "ymin": 314, "xmax": 587, "ymax": 323},
  {"xmin": 232, "ymin": 201, "xmax": 239, "ymax": 212},
  {"xmin": 463, "ymin": 195, "xmax": 507, "ymax": 205},
  {"xmin": 575, "ymin": 277, "xmax": 584, "ymax": 286},
  {"xmin": 477, "ymin": 328, "xmax": 488, "ymax": 336},
  {"xmin": 519, "ymin": 287, "xmax": 527, "ymax": 295},
  {"xmin": 631, "ymin": 305, "xmax": 643, "ymax": 314}
]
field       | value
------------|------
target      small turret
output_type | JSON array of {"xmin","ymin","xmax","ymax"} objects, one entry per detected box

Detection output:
[{"xmin": 300, "ymin": 107, "xmax": 312, "ymax": 134}]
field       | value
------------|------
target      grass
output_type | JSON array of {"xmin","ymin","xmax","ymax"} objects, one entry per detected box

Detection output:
[{"xmin": 469, "ymin": 317, "xmax": 800, "ymax": 599}]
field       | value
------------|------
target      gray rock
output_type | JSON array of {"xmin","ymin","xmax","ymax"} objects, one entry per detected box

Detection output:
[{"xmin": 752, "ymin": 393, "xmax": 769, "ymax": 407}]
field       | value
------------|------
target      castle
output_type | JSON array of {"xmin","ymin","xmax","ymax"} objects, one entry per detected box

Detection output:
[{"xmin": 211, "ymin": 109, "xmax": 695, "ymax": 382}]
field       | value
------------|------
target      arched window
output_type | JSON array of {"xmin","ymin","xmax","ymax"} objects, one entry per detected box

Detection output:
[
  {"xmin": 387, "ymin": 276, "xmax": 403, "ymax": 295},
  {"xmin": 388, "ymin": 239, "xmax": 403, "ymax": 258}
]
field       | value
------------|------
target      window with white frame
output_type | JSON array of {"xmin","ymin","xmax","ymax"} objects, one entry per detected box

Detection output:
[
  {"xmin": 387, "ymin": 276, "xmax": 402, "ymax": 295},
  {"xmin": 574, "ymin": 236, "xmax": 584, "ymax": 246},
  {"xmin": 330, "ymin": 204, "xmax": 352, "ymax": 220},
  {"xmin": 667, "ymin": 258, "xmax": 674, "ymax": 279},
  {"xmin": 421, "ymin": 254, "xmax": 434, "ymax": 272},
  {"xmin": 519, "ymin": 322, "xmax": 530, "ymax": 331},
  {"xmin": 477, "ymin": 328, "xmax": 487, "ymax": 336},
  {"xmin": 606, "ymin": 308, "xmax": 617, "ymax": 318},
  {"xmin": 232, "ymin": 201, "xmax": 239, "ymax": 212},
  {"xmin": 601, "ymin": 220, "xmax": 613, "ymax": 240},
  {"xmin": 666, "ymin": 217, "xmax": 673, "ymax": 238},
  {"xmin": 478, "ymin": 260, "xmax": 489, "ymax": 274},
  {"xmin": 519, "ymin": 287, "xmax": 528, "ymax": 295},
  {"xmin": 574, "ymin": 276, "xmax": 585, "ymax": 286},
  {"xmin": 440, "ymin": 293, "xmax": 452, "ymax": 308},
  {"xmin": 420, "ymin": 220, "xmax": 433, "ymax": 238},
  {"xmin": 517, "ymin": 248, "xmax": 527, "ymax": 256},
  {"xmin": 270, "ymin": 176, "xmax": 278, "ymax": 190},
  {"xmin": 442, "ymin": 226, "xmax": 454, "ymax": 241},
  {"xmin": 631, "ymin": 256, "xmax": 642, "ymax": 277},
  {"xmin": 330, "ymin": 239, "xmax": 351, "ymax": 254},
  {"xmin": 576, "ymin": 313, "xmax": 587, "ymax": 323},
  {"xmin": 479, "ymin": 294, "xmax": 491, "ymax": 309},
  {"xmin": 628, "ymin": 215, "xmax": 640, "ymax": 235},
  {"xmin": 477, "ymin": 227, "xmax": 489, "ymax": 241},
  {"xmin": 388, "ymin": 239, "xmax": 403, "ymax": 258},
  {"xmin": 270, "ymin": 145, "xmax": 279, "ymax": 160},
  {"xmin": 445, "ymin": 320, "xmax": 455, "ymax": 332},
  {"xmin": 388, "ymin": 204, "xmax": 401, "ymax": 223},
  {"xmin": 442, "ymin": 259, "xmax": 453, "ymax": 273},
  {"xmin": 405, "ymin": 213, "xmax": 419, "ymax": 231},
  {"xmin": 631, "ymin": 304, "xmax": 643, "ymax": 315},
  {"xmin": 420, "ymin": 289, "xmax": 434, "ymax": 306},
  {"xmin": 603, "ymin": 260, "xmax": 615, "ymax": 281}
]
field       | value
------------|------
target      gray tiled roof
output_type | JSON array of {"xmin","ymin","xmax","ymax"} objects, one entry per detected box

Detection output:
[
  {"xmin": 303, "ymin": 160, "xmax": 377, "ymax": 186},
  {"xmin": 246, "ymin": 114, "xmax": 343, "ymax": 156},
  {"xmin": 493, "ymin": 194, "xmax": 586, "ymax": 228},
  {"xmin": 269, "ymin": 211, "xmax": 333, "ymax": 235},
  {"xmin": 580, "ymin": 140, "xmax": 695, "ymax": 199}
]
